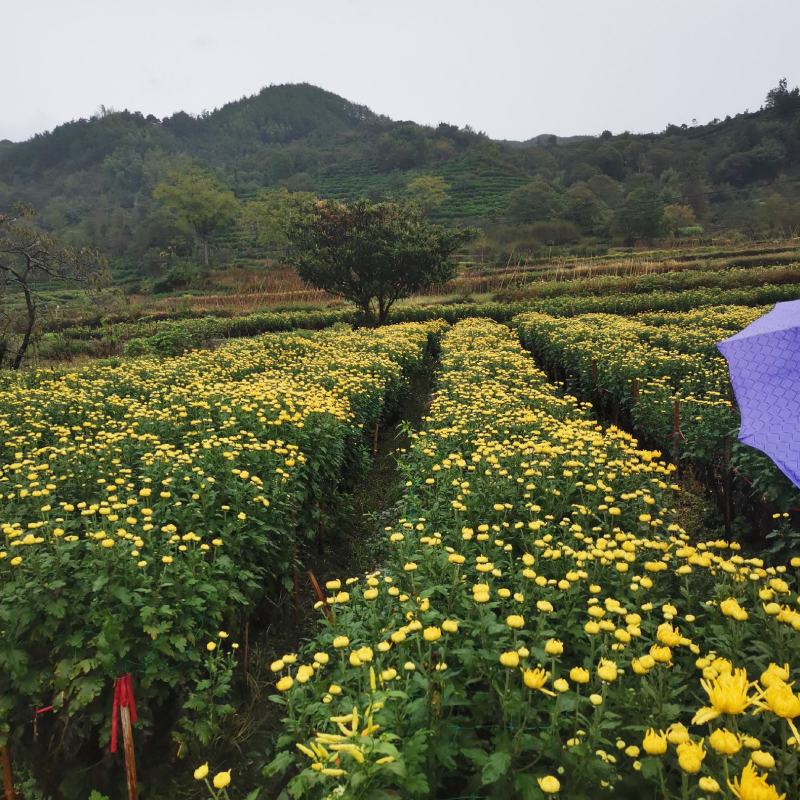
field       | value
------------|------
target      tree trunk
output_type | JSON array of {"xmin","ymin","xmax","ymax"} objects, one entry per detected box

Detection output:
[
  {"xmin": 377, "ymin": 297, "xmax": 395, "ymax": 326},
  {"xmin": 11, "ymin": 286, "xmax": 35, "ymax": 370},
  {"xmin": 202, "ymin": 238, "xmax": 209, "ymax": 268},
  {"xmin": 358, "ymin": 300, "xmax": 376, "ymax": 327},
  {"xmin": 376, "ymin": 295, "xmax": 390, "ymax": 326}
]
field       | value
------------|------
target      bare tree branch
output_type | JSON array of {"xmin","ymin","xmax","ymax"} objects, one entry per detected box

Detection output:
[{"xmin": 0, "ymin": 204, "xmax": 109, "ymax": 369}]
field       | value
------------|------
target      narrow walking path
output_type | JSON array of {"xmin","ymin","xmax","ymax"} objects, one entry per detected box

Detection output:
[{"xmin": 159, "ymin": 352, "xmax": 439, "ymax": 797}]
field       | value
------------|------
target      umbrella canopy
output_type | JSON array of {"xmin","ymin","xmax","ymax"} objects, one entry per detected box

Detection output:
[{"xmin": 717, "ymin": 299, "xmax": 800, "ymax": 489}]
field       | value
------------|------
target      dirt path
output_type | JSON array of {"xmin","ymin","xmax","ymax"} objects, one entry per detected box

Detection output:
[{"xmin": 155, "ymin": 357, "xmax": 438, "ymax": 799}]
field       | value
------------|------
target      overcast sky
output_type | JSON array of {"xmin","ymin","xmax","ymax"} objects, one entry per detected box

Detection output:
[{"xmin": 2, "ymin": 0, "xmax": 798, "ymax": 143}]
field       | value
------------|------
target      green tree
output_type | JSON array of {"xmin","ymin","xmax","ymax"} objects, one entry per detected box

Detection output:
[
  {"xmin": 239, "ymin": 188, "xmax": 316, "ymax": 254},
  {"xmin": 376, "ymin": 124, "xmax": 430, "ymax": 170},
  {"xmin": 506, "ymin": 180, "xmax": 564, "ymax": 224},
  {"xmin": 563, "ymin": 183, "xmax": 607, "ymax": 232},
  {"xmin": 153, "ymin": 168, "xmax": 238, "ymax": 267},
  {"xmin": 287, "ymin": 199, "xmax": 473, "ymax": 325},
  {"xmin": 755, "ymin": 193, "xmax": 800, "ymax": 236},
  {"xmin": 405, "ymin": 175, "xmax": 450, "ymax": 215},
  {"xmin": 663, "ymin": 203, "xmax": 697, "ymax": 235},
  {"xmin": 587, "ymin": 174, "xmax": 624, "ymax": 209},
  {"xmin": 593, "ymin": 143, "xmax": 625, "ymax": 180},
  {"xmin": 615, "ymin": 186, "xmax": 665, "ymax": 243},
  {"xmin": 765, "ymin": 78, "xmax": 800, "ymax": 118},
  {"xmin": 0, "ymin": 205, "xmax": 107, "ymax": 369},
  {"xmin": 659, "ymin": 168, "xmax": 684, "ymax": 205}
]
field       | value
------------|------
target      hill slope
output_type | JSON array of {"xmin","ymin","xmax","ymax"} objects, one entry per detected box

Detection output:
[{"xmin": 1, "ymin": 81, "xmax": 800, "ymax": 275}]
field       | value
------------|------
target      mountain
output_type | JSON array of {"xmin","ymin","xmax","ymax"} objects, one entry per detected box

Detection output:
[
  {"xmin": 1, "ymin": 80, "xmax": 799, "ymax": 277},
  {"xmin": 500, "ymin": 134, "xmax": 596, "ymax": 148}
]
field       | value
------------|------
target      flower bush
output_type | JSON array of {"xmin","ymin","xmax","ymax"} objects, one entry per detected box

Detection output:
[
  {"xmin": 0, "ymin": 321, "xmax": 444, "ymax": 773},
  {"xmin": 514, "ymin": 307, "xmax": 800, "ymax": 516},
  {"xmin": 263, "ymin": 319, "xmax": 800, "ymax": 800}
]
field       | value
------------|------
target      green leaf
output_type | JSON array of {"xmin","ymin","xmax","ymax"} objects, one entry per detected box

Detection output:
[
  {"xmin": 481, "ymin": 751, "xmax": 512, "ymax": 785},
  {"xmin": 430, "ymin": 736, "xmax": 457, "ymax": 770},
  {"xmin": 262, "ymin": 750, "xmax": 294, "ymax": 778},
  {"xmin": 514, "ymin": 773, "xmax": 543, "ymax": 800},
  {"xmin": 460, "ymin": 746, "xmax": 488, "ymax": 768}
]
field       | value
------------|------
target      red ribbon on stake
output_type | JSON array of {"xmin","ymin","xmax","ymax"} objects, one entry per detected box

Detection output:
[{"xmin": 110, "ymin": 674, "xmax": 138, "ymax": 753}]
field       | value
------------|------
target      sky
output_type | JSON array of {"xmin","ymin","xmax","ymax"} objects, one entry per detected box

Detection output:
[{"xmin": 1, "ymin": 0, "xmax": 799, "ymax": 143}]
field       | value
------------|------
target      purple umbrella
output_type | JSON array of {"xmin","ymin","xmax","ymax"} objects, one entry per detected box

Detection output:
[{"xmin": 717, "ymin": 299, "xmax": 800, "ymax": 489}]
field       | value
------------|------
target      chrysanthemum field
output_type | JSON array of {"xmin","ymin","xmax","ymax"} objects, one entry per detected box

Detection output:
[
  {"xmin": 2, "ymin": 315, "xmax": 798, "ymax": 800},
  {"xmin": 256, "ymin": 319, "xmax": 799, "ymax": 800}
]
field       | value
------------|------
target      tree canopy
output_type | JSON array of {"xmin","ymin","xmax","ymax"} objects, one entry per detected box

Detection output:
[
  {"xmin": 238, "ymin": 188, "xmax": 316, "ymax": 254},
  {"xmin": 153, "ymin": 168, "xmax": 238, "ymax": 267},
  {"xmin": 405, "ymin": 175, "xmax": 450, "ymax": 215},
  {"xmin": 615, "ymin": 186, "xmax": 666, "ymax": 243},
  {"xmin": 287, "ymin": 199, "xmax": 473, "ymax": 324}
]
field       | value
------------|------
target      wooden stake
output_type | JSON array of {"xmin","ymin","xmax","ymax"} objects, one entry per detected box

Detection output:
[
  {"xmin": 1, "ymin": 746, "xmax": 15, "ymax": 800},
  {"xmin": 293, "ymin": 569, "xmax": 301, "ymax": 624},
  {"xmin": 590, "ymin": 360, "xmax": 600, "ymax": 409},
  {"xmin": 631, "ymin": 378, "xmax": 639, "ymax": 403},
  {"xmin": 672, "ymin": 399, "xmax": 681, "ymax": 466},
  {"xmin": 372, "ymin": 423, "xmax": 380, "ymax": 455},
  {"xmin": 242, "ymin": 619, "xmax": 250, "ymax": 682},
  {"xmin": 723, "ymin": 440, "xmax": 733, "ymax": 537},
  {"xmin": 307, "ymin": 571, "xmax": 333, "ymax": 622},
  {"xmin": 119, "ymin": 707, "xmax": 138, "ymax": 800}
]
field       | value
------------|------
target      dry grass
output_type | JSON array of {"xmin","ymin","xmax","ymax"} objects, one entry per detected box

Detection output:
[{"xmin": 114, "ymin": 238, "xmax": 800, "ymax": 319}]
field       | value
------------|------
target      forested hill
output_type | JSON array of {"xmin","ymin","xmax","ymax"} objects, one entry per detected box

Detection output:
[{"xmin": 2, "ymin": 80, "xmax": 800, "ymax": 275}]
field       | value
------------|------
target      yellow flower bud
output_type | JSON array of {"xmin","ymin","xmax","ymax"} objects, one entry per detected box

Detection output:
[
  {"xmin": 642, "ymin": 729, "xmax": 668, "ymax": 755},
  {"xmin": 537, "ymin": 775, "xmax": 560, "ymax": 794},
  {"xmin": 212, "ymin": 770, "xmax": 231, "ymax": 789},
  {"xmin": 569, "ymin": 667, "xmax": 590, "ymax": 684},
  {"xmin": 499, "ymin": 651, "xmax": 519, "ymax": 668},
  {"xmin": 544, "ymin": 639, "xmax": 564, "ymax": 656},
  {"xmin": 423, "ymin": 626, "xmax": 441, "ymax": 642},
  {"xmin": 698, "ymin": 776, "xmax": 720, "ymax": 793}
]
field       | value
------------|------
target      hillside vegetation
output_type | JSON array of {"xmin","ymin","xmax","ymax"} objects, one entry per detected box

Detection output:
[{"xmin": 2, "ymin": 81, "xmax": 800, "ymax": 285}]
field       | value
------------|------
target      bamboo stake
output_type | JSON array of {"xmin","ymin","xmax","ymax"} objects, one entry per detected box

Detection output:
[
  {"xmin": 1, "ymin": 746, "xmax": 15, "ymax": 800},
  {"xmin": 119, "ymin": 707, "xmax": 137, "ymax": 800}
]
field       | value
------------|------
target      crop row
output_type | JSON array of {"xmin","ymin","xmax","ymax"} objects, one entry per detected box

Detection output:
[
  {"xmin": 258, "ymin": 319, "xmax": 800, "ymax": 800},
  {"xmin": 496, "ymin": 263, "xmax": 800, "ymax": 299},
  {"xmin": 514, "ymin": 307, "xmax": 800, "ymax": 526},
  {"xmin": 0, "ymin": 320, "xmax": 444, "ymax": 786},
  {"xmin": 30, "ymin": 281, "xmax": 800, "ymax": 365}
]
